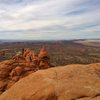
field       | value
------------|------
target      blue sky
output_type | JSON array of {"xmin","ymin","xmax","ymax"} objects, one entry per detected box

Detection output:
[{"xmin": 0, "ymin": 0, "xmax": 100, "ymax": 40}]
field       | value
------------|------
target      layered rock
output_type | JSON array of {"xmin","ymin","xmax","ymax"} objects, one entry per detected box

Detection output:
[
  {"xmin": 0, "ymin": 63, "xmax": 100, "ymax": 100},
  {"xmin": 0, "ymin": 48, "xmax": 52, "ymax": 94}
]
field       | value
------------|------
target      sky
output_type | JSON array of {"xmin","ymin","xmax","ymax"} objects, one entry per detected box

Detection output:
[{"xmin": 0, "ymin": 0, "xmax": 100, "ymax": 40}]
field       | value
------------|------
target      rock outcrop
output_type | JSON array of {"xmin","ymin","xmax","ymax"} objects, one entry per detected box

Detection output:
[
  {"xmin": 0, "ymin": 63, "xmax": 100, "ymax": 100},
  {"xmin": 0, "ymin": 48, "xmax": 52, "ymax": 94}
]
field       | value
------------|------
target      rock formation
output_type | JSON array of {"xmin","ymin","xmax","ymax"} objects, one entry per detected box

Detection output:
[
  {"xmin": 38, "ymin": 47, "xmax": 48, "ymax": 58},
  {"xmin": 0, "ymin": 48, "xmax": 52, "ymax": 95},
  {"xmin": 0, "ymin": 63, "xmax": 100, "ymax": 100},
  {"xmin": 38, "ymin": 47, "xmax": 50, "ymax": 69}
]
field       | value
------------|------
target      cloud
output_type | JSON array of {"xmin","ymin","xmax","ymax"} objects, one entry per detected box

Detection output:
[{"xmin": 0, "ymin": 0, "xmax": 100, "ymax": 40}]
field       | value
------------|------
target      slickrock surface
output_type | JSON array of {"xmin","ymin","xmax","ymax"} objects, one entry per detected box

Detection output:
[
  {"xmin": 0, "ymin": 63, "xmax": 100, "ymax": 100},
  {"xmin": 0, "ymin": 48, "xmax": 52, "ymax": 94}
]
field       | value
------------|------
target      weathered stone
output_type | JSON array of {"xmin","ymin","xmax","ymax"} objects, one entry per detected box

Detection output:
[
  {"xmin": 0, "ymin": 48, "xmax": 52, "ymax": 95},
  {"xmin": 0, "ymin": 63, "xmax": 100, "ymax": 100},
  {"xmin": 38, "ymin": 47, "xmax": 48, "ymax": 58},
  {"xmin": 11, "ymin": 76, "xmax": 20, "ymax": 82}
]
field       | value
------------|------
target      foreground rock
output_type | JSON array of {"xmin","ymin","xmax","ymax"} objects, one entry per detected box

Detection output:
[
  {"xmin": 0, "ymin": 48, "xmax": 53, "ymax": 94},
  {"xmin": 0, "ymin": 63, "xmax": 100, "ymax": 100}
]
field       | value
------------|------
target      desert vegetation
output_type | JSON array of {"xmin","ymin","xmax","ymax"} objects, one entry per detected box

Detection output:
[{"xmin": 0, "ymin": 40, "xmax": 100, "ymax": 66}]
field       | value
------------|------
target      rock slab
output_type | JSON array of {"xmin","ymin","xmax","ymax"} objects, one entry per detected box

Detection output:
[{"xmin": 0, "ymin": 63, "xmax": 100, "ymax": 100}]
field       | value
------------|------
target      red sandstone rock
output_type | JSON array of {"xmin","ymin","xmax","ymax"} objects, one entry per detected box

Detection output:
[
  {"xmin": 0, "ymin": 63, "xmax": 100, "ymax": 100},
  {"xmin": 38, "ymin": 47, "xmax": 48, "ymax": 58},
  {"xmin": 0, "ymin": 48, "xmax": 52, "ymax": 95},
  {"xmin": 22, "ymin": 48, "xmax": 36, "ymax": 62}
]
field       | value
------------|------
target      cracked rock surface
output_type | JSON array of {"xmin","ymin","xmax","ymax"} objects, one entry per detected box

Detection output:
[{"xmin": 0, "ymin": 63, "xmax": 100, "ymax": 100}]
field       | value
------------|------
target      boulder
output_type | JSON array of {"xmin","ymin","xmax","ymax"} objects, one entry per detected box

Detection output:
[{"xmin": 0, "ymin": 63, "xmax": 100, "ymax": 100}]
